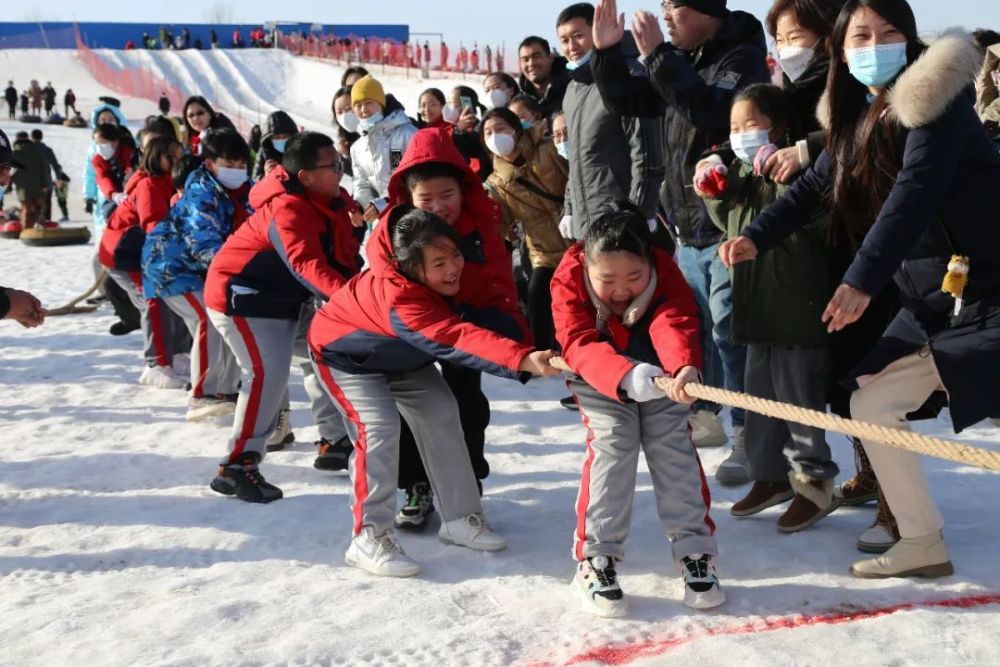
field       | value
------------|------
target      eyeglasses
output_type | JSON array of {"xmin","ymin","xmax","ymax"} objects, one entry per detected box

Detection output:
[
  {"xmin": 187, "ymin": 110, "xmax": 207, "ymax": 118},
  {"xmin": 305, "ymin": 163, "xmax": 343, "ymax": 172}
]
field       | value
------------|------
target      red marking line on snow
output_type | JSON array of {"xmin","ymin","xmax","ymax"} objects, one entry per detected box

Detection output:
[{"xmin": 530, "ymin": 592, "xmax": 1000, "ymax": 666}]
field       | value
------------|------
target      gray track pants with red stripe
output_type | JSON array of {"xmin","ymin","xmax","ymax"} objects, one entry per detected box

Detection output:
[
  {"xmin": 568, "ymin": 378, "xmax": 718, "ymax": 563},
  {"xmin": 161, "ymin": 291, "xmax": 240, "ymax": 398},
  {"xmin": 314, "ymin": 362, "xmax": 483, "ymax": 536},
  {"xmin": 107, "ymin": 269, "xmax": 188, "ymax": 367}
]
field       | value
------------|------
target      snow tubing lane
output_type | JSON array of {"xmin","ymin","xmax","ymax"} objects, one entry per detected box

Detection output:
[
  {"xmin": 19, "ymin": 227, "xmax": 91, "ymax": 247},
  {"xmin": 530, "ymin": 591, "xmax": 1000, "ymax": 667}
]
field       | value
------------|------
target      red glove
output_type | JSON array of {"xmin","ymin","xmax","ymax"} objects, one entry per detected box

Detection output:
[{"xmin": 693, "ymin": 156, "xmax": 728, "ymax": 198}]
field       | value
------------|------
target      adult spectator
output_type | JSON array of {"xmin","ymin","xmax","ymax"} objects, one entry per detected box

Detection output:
[
  {"xmin": 517, "ymin": 36, "xmax": 570, "ymax": 118},
  {"xmin": 11, "ymin": 131, "xmax": 51, "ymax": 228},
  {"xmin": 4, "ymin": 81, "xmax": 16, "ymax": 120},
  {"xmin": 590, "ymin": 0, "xmax": 769, "ymax": 452},
  {"xmin": 557, "ymin": 3, "xmax": 664, "ymax": 242},
  {"xmin": 30, "ymin": 129, "xmax": 65, "ymax": 222},
  {"xmin": 64, "ymin": 88, "xmax": 77, "ymax": 117},
  {"xmin": 42, "ymin": 82, "xmax": 56, "ymax": 116},
  {"xmin": 159, "ymin": 92, "xmax": 171, "ymax": 116}
]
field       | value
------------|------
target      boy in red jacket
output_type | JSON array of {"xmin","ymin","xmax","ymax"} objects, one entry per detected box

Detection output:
[
  {"xmin": 551, "ymin": 202, "xmax": 723, "ymax": 617},
  {"xmin": 204, "ymin": 132, "xmax": 362, "ymax": 503},
  {"xmin": 369, "ymin": 127, "xmax": 528, "ymax": 529}
]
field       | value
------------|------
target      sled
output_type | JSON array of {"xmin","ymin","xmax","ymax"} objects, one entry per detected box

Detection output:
[
  {"xmin": 63, "ymin": 116, "xmax": 87, "ymax": 128},
  {"xmin": 17, "ymin": 114, "xmax": 42, "ymax": 123},
  {"xmin": 1, "ymin": 221, "xmax": 22, "ymax": 239},
  {"xmin": 19, "ymin": 225, "xmax": 91, "ymax": 247}
]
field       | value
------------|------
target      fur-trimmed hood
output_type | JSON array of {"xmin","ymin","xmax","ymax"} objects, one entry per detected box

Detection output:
[{"xmin": 816, "ymin": 30, "xmax": 981, "ymax": 130}]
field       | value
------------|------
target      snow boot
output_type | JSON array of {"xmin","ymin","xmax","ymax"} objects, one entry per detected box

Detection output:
[
  {"xmin": 571, "ymin": 556, "xmax": 628, "ymax": 618},
  {"xmin": 715, "ymin": 426, "xmax": 749, "ymax": 486},
  {"xmin": 730, "ymin": 480, "xmax": 794, "ymax": 516},
  {"xmin": 680, "ymin": 553, "xmax": 725, "ymax": 610},
  {"xmin": 777, "ymin": 472, "xmax": 838, "ymax": 533},
  {"xmin": 345, "ymin": 526, "xmax": 420, "ymax": 578},
  {"xmin": 265, "ymin": 408, "xmax": 294, "ymax": 452},
  {"xmin": 313, "ymin": 435, "xmax": 353, "ymax": 471},
  {"xmin": 834, "ymin": 438, "xmax": 879, "ymax": 506},
  {"xmin": 394, "ymin": 482, "xmax": 434, "ymax": 531},
  {"xmin": 857, "ymin": 488, "xmax": 900, "ymax": 554},
  {"xmin": 850, "ymin": 530, "xmax": 953, "ymax": 579},
  {"xmin": 210, "ymin": 452, "xmax": 283, "ymax": 503},
  {"xmin": 689, "ymin": 409, "xmax": 727, "ymax": 448}
]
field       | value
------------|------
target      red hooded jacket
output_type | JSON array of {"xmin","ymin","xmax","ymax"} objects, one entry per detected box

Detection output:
[
  {"xmin": 92, "ymin": 143, "xmax": 135, "ymax": 199},
  {"xmin": 369, "ymin": 127, "xmax": 528, "ymax": 341},
  {"xmin": 98, "ymin": 170, "xmax": 174, "ymax": 271},
  {"xmin": 204, "ymin": 166, "xmax": 362, "ymax": 319},
  {"xmin": 309, "ymin": 209, "xmax": 532, "ymax": 381},
  {"xmin": 551, "ymin": 244, "xmax": 702, "ymax": 401}
]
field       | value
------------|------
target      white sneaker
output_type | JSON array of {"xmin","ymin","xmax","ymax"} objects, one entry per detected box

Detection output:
[
  {"xmin": 438, "ymin": 512, "xmax": 507, "ymax": 551},
  {"xmin": 680, "ymin": 553, "xmax": 726, "ymax": 610},
  {"xmin": 186, "ymin": 395, "xmax": 237, "ymax": 422},
  {"xmin": 689, "ymin": 409, "xmax": 728, "ymax": 448},
  {"xmin": 571, "ymin": 556, "xmax": 628, "ymax": 618},
  {"xmin": 345, "ymin": 526, "xmax": 420, "ymax": 577},
  {"xmin": 857, "ymin": 522, "xmax": 899, "ymax": 554},
  {"xmin": 715, "ymin": 425, "xmax": 749, "ymax": 485},
  {"xmin": 171, "ymin": 353, "xmax": 190, "ymax": 377},
  {"xmin": 265, "ymin": 408, "xmax": 295, "ymax": 451},
  {"xmin": 139, "ymin": 364, "xmax": 186, "ymax": 389}
]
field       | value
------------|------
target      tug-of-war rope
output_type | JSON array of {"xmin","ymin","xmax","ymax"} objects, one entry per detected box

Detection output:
[
  {"xmin": 46, "ymin": 269, "xmax": 105, "ymax": 316},
  {"xmin": 548, "ymin": 356, "xmax": 1000, "ymax": 472}
]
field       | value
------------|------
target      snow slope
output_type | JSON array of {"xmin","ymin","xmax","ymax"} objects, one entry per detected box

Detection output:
[{"xmin": 2, "ymin": 49, "xmax": 1000, "ymax": 667}]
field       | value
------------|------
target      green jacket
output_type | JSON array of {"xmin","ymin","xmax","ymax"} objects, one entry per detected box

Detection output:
[
  {"xmin": 703, "ymin": 159, "xmax": 832, "ymax": 346},
  {"xmin": 12, "ymin": 138, "xmax": 52, "ymax": 199}
]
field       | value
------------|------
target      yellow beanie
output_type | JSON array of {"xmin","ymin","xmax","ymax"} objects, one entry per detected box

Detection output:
[{"xmin": 351, "ymin": 75, "xmax": 386, "ymax": 109}]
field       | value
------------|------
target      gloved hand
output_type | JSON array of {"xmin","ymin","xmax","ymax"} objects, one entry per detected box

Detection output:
[
  {"xmin": 752, "ymin": 143, "xmax": 780, "ymax": 177},
  {"xmin": 620, "ymin": 363, "xmax": 666, "ymax": 402},
  {"xmin": 84, "ymin": 198, "xmax": 95, "ymax": 214},
  {"xmin": 111, "ymin": 192, "xmax": 126, "ymax": 205},
  {"xmin": 693, "ymin": 155, "xmax": 728, "ymax": 197},
  {"xmin": 558, "ymin": 214, "xmax": 573, "ymax": 239}
]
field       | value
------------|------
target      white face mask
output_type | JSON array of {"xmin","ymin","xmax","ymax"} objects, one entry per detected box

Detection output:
[
  {"xmin": 337, "ymin": 111, "xmax": 360, "ymax": 134},
  {"xmin": 97, "ymin": 143, "xmax": 115, "ymax": 160},
  {"xmin": 442, "ymin": 104, "xmax": 461, "ymax": 124},
  {"xmin": 729, "ymin": 129, "xmax": 772, "ymax": 164},
  {"xmin": 777, "ymin": 44, "xmax": 816, "ymax": 82},
  {"xmin": 215, "ymin": 166, "xmax": 248, "ymax": 190},
  {"xmin": 487, "ymin": 88, "xmax": 510, "ymax": 109},
  {"xmin": 485, "ymin": 132, "xmax": 516, "ymax": 157},
  {"xmin": 556, "ymin": 140, "xmax": 571, "ymax": 161}
]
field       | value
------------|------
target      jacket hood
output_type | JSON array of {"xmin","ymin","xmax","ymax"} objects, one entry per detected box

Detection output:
[
  {"xmin": 90, "ymin": 103, "xmax": 128, "ymax": 128},
  {"xmin": 248, "ymin": 164, "xmax": 292, "ymax": 209},
  {"xmin": 817, "ymin": 30, "xmax": 981, "ymax": 130},
  {"xmin": 264, "ymin": 110, "xmax": 297, "ymax": 138}
]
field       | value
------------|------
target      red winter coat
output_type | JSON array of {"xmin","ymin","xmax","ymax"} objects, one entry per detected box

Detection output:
[
  {"xmin": 370, "ymin": 127, "xmax": 528, "ymax": 342},
  {"xmin": 92, "ymin": 143, "xmax": 135, "ymax": 199},
  {"xmin": 98, "ymin": 170, "xmax": 174, "ymax": 271},
  {"xmin": 204, "ymin": 166, "xmax": 362, "ymax": 319},
  {"xmin": 551, "ymin": 244, "xmax": 702, "ymax": 401},
  {"xmin": 309, "ymin": 217, "xmax": 533, "ymax": 381}
]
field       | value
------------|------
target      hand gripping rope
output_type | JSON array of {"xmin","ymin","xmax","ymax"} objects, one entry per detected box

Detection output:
[{"xmin": 548, "ymin": 356, "xmax": 1000, "ymax": 472}]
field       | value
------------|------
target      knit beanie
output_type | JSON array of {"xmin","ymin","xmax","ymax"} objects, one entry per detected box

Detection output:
[
  {"xmin": 351, "ymin": 75, "xmax": 387, "ymax": 109},
  {"xmin": 672, "ymin": 0, "xmax": 727, "ymax": 18}
]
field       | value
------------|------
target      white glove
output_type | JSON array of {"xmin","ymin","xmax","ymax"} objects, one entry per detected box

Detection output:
[
  {"xmin": 559, "ymin": 214, "xmax": 573, "ymax": 239},
  {"xmin": 620, "ymin": 363, "xmax": 666, "ymax": 402},
  {"xmin": 111, "ymin": 192, "xmax": 126, "ymax": 205}
]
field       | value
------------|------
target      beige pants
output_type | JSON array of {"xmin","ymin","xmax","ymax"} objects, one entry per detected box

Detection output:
[{"xmin": 850, "ymin": 349, "xmax": 945, "ymax": 538}]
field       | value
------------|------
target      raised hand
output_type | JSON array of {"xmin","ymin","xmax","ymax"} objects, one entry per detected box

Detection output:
[
  {"xmin": 593, "ymin": 0, "xmax": 626, "ymax": 50},
  {"xmin": 631, "ymin": 11, "xmax": 665, "ymax": 58}
]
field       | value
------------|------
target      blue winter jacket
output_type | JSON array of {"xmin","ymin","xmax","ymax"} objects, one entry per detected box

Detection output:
[
  {"xmin": 142, "ymin": 166, "xmax": 253, "ymax": 299},
  {"xmin": 84, "ymin": 103, "xmax": 129, "ymax": 232}
]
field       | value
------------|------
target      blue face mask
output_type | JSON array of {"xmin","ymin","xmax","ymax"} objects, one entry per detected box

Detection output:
[
  {"xmin": 358, "ymin": 112, "xmax": 384, "ymax": 131},
  {"xmin": 520, "ymin": 119, "xmax": 533, "ymax": 130},
  {"xmin": 730, "ymin": 129, "xmax": 771, "ymax": 164},
  {"xmin": 565, "ymin": 49, "xmax": 594, "ymax": 71},
  {"xmin": 0, "ymin": 183, "xmax": 5, "ymax": 200},
  {"xmin": 846, "ymin": 43, "xmax": 908, "ymax": 88},
  {"xmin": 556, "ymin": 140, "xmax": 571, "ymax": 161},
  {"xmin": 272, "ymin": 138, "xmax": 287, "ymax": 153}
]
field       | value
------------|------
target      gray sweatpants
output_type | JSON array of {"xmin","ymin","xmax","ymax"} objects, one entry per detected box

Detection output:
[
  {"xmin": 289, "ymin": 300, "xmax": 346, "ymax": 443},
  {"xmin": 107, "ymin": 269, "xmax": 188, "ymax": 367},
  {"xmin": 743, "ymin": 344, "xmax": 839, "ymax": 482},
  {"xmin": 161, "ymin": 290, "xmax": 240, "ymax": 398},
  {"xmin": 568, "ymin": 378, "xmax": 718, "ymax": 563},
  {"xmin": 208, "ymin": 310, "xmax": 297, "ymax": 465},
  {"xmin": 313, "ymin": 362, "xmax": 483, "ymax": 536}
]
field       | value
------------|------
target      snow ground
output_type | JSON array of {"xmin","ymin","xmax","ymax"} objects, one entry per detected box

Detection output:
[{"xmin": 2, "ymin": 50, "xmax": 1000, "ymax": 667}]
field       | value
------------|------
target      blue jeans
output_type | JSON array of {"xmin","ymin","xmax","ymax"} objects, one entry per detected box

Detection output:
[{"xmin": 676, "ymin": 243, "xmax": 746, "ymax": 427}]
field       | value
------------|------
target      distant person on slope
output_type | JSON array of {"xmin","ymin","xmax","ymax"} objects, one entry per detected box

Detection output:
[
  {"xmin": 349, "ymin": 75, "xmax": 418, "ymax": 224},
  {"xmin": 4, "ymin": 81, "xmax": 17, "ymax": 119}
]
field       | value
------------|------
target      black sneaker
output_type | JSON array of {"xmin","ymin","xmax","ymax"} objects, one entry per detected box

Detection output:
[
  {"xmin": 560, "ymin": 395, "xmax": 579, "ymax": 411},
  {"xmin": 313, "ymin": 435, "xmax": 353, "ymax": 470},
  {"xmin": 109, "ymin": 320, "xmax": 140, "ymax": 336},
  {"xmin": 394, "ymin": 482, "xmax": 434, "ymax": 531},
  {"xmin": 210, "ymin": 453, "xmax": 283, "ymax": 503}
]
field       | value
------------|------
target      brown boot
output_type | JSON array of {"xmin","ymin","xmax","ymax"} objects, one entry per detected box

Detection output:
[
  {"xmin": 857, "ymin": 487, "xmax": 901, "ymax": 553},
  {"xmin": 834, "ymin": 438, "xmax": 879, "ymax": 506},
  {"xmin": 777, "ymin": 473, "xmax": 837, "ymax": 533},
  {"xmin": 730, "ymin": 480, "xmax": 793, "ymax": 517}
]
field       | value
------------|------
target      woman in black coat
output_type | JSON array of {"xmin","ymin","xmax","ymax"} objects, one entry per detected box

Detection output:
[{"xmin": 722, "ymin": 0, "xmax": 1000, "ymax": 580}]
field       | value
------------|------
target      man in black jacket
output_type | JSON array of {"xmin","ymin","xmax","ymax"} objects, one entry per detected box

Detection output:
[
  {"xmin": 1, "ymin": 128, "xmax": 45, "ymax": 328},
  {"xmin": 517, "ymin": 36, "xmax": 571, "ymax": 119},
  {"xmin": 4, "ymin": 81, "xmax": 17, "ymax": 120},
  {"xmin": 591, "ymin": 0, "xmax": 769, "ymax": 469}
]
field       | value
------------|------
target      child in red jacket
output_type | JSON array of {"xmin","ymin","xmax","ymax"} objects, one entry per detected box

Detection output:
[
  {"xmin": 309, "ymin": 206, "xmax": 558, "ymax": 577},
  {"xmin": 99, "ymin": 136, "xmax": 189, "ymax": 388},
  {"xmin": 370, "ymin": 127, "xmax": 527, "ymax": 530},
  {"xmin": 551, "ymin": 202, "xmax": 724, "ymax": 618},
  {"xmin": 92, "ymin": 123, "xmax": 135, "ymax": 220},
  {"xmin": 204, "ymin": 132, "xmax": 362, "ymax": 504}
]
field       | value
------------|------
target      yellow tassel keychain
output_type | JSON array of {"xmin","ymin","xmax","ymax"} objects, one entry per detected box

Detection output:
[{"xmin": 941, "ymin": 255, "xmax": 969, "ymax": 316}]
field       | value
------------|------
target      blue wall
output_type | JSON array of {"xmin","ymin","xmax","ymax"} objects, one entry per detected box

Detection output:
[{"xmin": 0, "ymin": 22, "xmax": 409, "ymax": 49}]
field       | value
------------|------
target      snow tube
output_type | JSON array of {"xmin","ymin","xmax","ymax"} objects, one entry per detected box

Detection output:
[
  {"xmin": 1, "ymin": 221, "xmax": 22, "ymax": 239},
  {"xmin": 18, "ymin": 114, "xmax": 42, "ymax": 123},
  {"xmin": 19, "ymin": 225, "xmax": 91, "ymax": 246},
  {"xmin": 63, "ymin": 116, "xmax": 87, "ymax": 128},
  {"xmin": 45, "ymin": 114, "xmax": 65, "ymax": 125}
]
